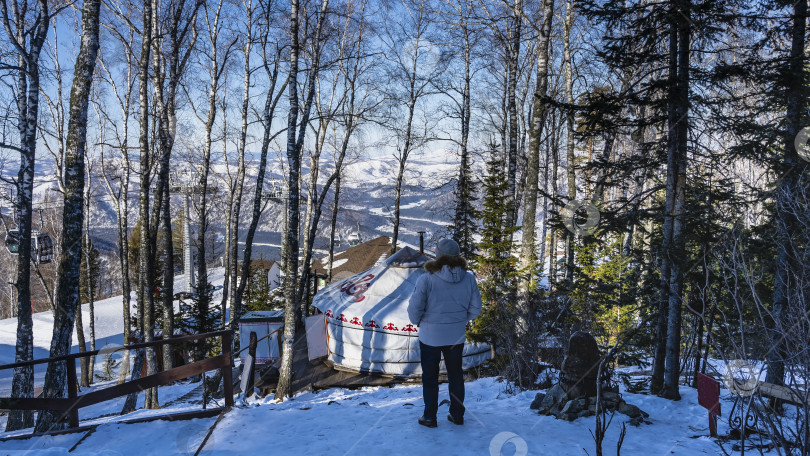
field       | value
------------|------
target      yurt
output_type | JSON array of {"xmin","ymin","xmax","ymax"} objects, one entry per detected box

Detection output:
[{"xmin": 311, "ymin": 246, "xmax": 491, "ymax": 377}]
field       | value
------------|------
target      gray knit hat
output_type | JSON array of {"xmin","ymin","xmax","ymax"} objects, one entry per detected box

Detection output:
[{"xmin": 436, "ymin": 238, "xmax": 461, "ymax": 258}]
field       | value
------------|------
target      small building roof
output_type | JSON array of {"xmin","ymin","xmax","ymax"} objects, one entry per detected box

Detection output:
[{"xmin": 312, "ymin": 236, "xmax": 396, "ymax": 282}]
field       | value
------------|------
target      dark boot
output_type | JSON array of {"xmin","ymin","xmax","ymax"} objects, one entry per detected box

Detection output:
[{"xmin": 418, "ymin": 415, "xmax": 438, "ymax": 428}]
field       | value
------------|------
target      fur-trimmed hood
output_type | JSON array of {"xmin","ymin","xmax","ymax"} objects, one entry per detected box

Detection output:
[{"xmin": 424, "ymin": 255, "xmax": 467, "ymax": 274}]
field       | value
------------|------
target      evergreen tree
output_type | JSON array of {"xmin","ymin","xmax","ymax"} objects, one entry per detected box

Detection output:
[
  {"xmin": 244, "ymin": 261, "xmax": 278, "ymax": 313},
  {"xmin": 468, "ymin": 144, "xmax": 519, "ymax": 345},
  {"xmin": 450, "ymin": 150, "xmax": 479, "ymax": 262}
]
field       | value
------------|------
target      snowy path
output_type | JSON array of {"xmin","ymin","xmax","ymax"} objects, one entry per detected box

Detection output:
[{"xmin": 0, "ymin": 377, "xmax": 732, "ymax": 455}]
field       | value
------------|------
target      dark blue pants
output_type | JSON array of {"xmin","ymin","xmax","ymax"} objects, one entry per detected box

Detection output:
[{"xmin": 420, "ymin": 341, "xmax": 465, "ymax": 420}]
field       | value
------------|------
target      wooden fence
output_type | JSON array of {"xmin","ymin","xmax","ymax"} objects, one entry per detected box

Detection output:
[{"xmin": 0, "ymin": 329, "xmax": 234, "ymax": 429}]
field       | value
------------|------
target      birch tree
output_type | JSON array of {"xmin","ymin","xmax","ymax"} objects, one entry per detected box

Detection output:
[
  {"xmin": 35, "ymin": 0, "xmax": 101, "ymax": 432},
  {"xmin": 383, "ymin": 0, "xmax": 440, "ymax": 254},
  {"xmin": 0, "ymin": 0, "xmax": 55, "ymax": 432},
  {"xmin": 190, "ymin": 0, "xmax": 235, "ymax": 361},
  {"xmin": 230, "ymin": 0, "xmax": 288, "ymax": 332},
  {"xmin": 151, "ymin": 0, "xmax": 201, "ymax": 370},
  {"xmin": 518, "ymin": 0, "xmax": 554, "ymax": 286},
  {"xmin": 276, "ymin": 0, "xmax": 329, "ymax": 400},
  {"xmin": 220, "ymin": 0, "xmax": 255, "ymax": 330},
  {"xmin": 96, "ymin": 20, "xmax": 137, "ymax": 383}
]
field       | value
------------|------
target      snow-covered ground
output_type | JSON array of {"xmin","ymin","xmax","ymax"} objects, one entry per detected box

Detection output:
[
  {"xmin": 0, "ymin": 264, "xmax": 744, "ymax": 455},
  {"xmin": 0, "ymin": 268, "xmax": 227, "ymax": 399},
  {"xmin": 0, "ymin": 374, "xmax": 734, "ymax": 455}
]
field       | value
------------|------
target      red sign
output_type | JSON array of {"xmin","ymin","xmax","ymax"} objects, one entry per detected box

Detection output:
[
  {"xmin": 697, "ymin": 373, "xmax": 721, "ymax": 415},
  {"xmin": 697, "ymin": 372, "xmax": 721, "ymax": 437}
]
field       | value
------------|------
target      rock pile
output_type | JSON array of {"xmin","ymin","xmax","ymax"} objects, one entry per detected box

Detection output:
[
  {"xmin": 529, "ymin": 331, "xmax": 650, "ymax": 426},
  {"xmin": 530, "ymin": 384, "xmax": 650, "ymax": 425}
]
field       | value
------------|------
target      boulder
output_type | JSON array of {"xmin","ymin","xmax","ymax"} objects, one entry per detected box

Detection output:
[
  {"xmin": 617, "ymin": 402, "xmax": 643, "ymax": 418},
  {"xmin": 561, "ymin": 398, "xmax": 588, "ymax": 414},
  {"xmin": 530, "ymin": 393, "xmax": 546, "ymax": 410},
  {"xmin": 556, "ymin": 411, "xmax": 578, "ymax": 421},
  {"xmin": 544, "ymin": 384, "xmax": 569, "ymax": 406},
  {"xmin": 559, "ymin": 332, "xmax": 601, "ymax": 398}
]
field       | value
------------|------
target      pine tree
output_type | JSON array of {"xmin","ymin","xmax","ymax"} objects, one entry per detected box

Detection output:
[
  {"xmin": 468, "ymin": 144, "xmax": 519, "ymax": 346},
  {"xmin": 244, "ymin": 261, "xmax": 276, "ymax": 313},
  {"xmin": 450, "ymin": 152, "xmax": 479, "ymax": 262}
]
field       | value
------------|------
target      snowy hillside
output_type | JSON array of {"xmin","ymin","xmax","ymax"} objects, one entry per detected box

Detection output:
[{"xmin": 0, "ymin": 268, "xmax": 227, "ymax": 399}]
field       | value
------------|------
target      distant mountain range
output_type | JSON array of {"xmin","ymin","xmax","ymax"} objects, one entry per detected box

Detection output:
[{"xmin": 1, "ymin": 150, "xmax": 471, "ymax": 264}]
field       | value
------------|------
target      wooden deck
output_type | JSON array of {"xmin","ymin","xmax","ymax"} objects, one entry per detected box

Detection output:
[{"xmin": 287, "ymin": 324, "xmax": 414, "ymax": 393}]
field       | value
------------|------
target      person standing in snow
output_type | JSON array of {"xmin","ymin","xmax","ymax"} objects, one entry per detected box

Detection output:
[{"xmin": 408, "ymin": 238, "xmax": 482, "ymax": 428}]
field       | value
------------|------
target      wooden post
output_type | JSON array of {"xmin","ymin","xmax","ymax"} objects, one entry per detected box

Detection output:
[
  {"xmin": 247, "ymin": 332, "xmax": 257, "ymax": 397},
  {"xmin": 66, "ymin": 358, "xmax": 79, "ymax": 428},
  {"xmin": 708, "ymin": 412, "xmax": 717, "ymax": 437},
  {"xmin": 221, "ymin": 331, "xmax": 234, "ymax": 407}
]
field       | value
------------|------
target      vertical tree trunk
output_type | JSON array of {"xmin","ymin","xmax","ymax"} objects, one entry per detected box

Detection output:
[
  {"xmin": 391, "ymin": 75, "xmax": 417, "ymax": 255},
  {"xmin": 3, "ymin": 0, "xmax": 50, "ymax": 432},
  {"xmin": 34, "ymin": 0, "xmax": 100, "ymax": 432},
  {"xmin": 84, "ymin": 171, "xmax": 97, "ymax": 379},
  {"xmin": 161, "ymin": 177, "xmax": 174, "ymax": 370},
  {"xmin": 505, "ymin": 0, "xmax": 522, "ymax": 229},
  {"xmin": 563, "ymin": 0, "xmax": 576, "ymax": 284},
  {"xmin": 765, "ymin": 0, "xmax": 807, "ymax": 390},
  {"xmin": 276, "ymin": 0, "xmax": 304, "ymax": 400},
  {"xmin": 278, "ymin": 0, "xmax": 328, "ymax": 397},
  {"xmin": 548, "ymin": 115, "xmax": 560, "ymax": 288},
  {"xmin": 136, "ymin": 0, "xmax": 159, "ymax": 410},
  {"xmin": 231, "ymin": 42, "xmax": 286, "ymax": 332},
  {"xmin": 196, "ymin": 0, "xmax": 230, "ymax": 362},
  {"xmin": 651, "ymin": 20, "xmax": 680, "ymax": 396},
  {"xmin": 327, "ymin": 173, "xmax": 342, "ymax": 281},
  {"xmin": 519, "ymin": 0, "xmax": 554, "ymax": 286},
  {"xmin": 661, "ymin": 0, "xmax": 690, "ymax": 401},
  {"xmin": 452, "ymin": 13, "xmax": 474, "ymax": 257}
]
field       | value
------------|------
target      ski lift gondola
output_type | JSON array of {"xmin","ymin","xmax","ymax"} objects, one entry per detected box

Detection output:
[
  {"xmin": 4, "ymin": 230, "xmax": 53, "ymax": 263},
  {"xmin": 33, "ymin": 231, "xmax": 54, "ymax": 264},
  {"xmin": 4, "ymin": 208, "xmax": 54, "ymax": 264},
  {"xmin": 5, "ymin": 229, "xmax": 20, "ymax": 254}
]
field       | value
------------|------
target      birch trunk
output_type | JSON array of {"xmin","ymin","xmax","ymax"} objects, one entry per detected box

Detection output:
[
  {"xmin": 3, "ymin": 0, "xmax": 51, "ymax": 432},
  {"xmin": 231, "ymin": 42, "xmax": 286, "ymax": 332},
  {"xmin": 563, "ymin": 0, "xmax": 576, "ymax": 283},
  {"xmin": 505, "ymin": 0, "xmax": 522, "ymax": 229},
  {"xmin": 34, "ymin": 0, "xmax": 100, "ymax": 432},
  {"xmin": 276, "ymin": 0, "xmax": 303, "ymax": 400},
  {"xmin": 134, "ymin": 0, "xmax": 159, "ymax": 410},
  {"xmin": 519, "ymin": 0, "xmax": 554, "ymax": 285}
]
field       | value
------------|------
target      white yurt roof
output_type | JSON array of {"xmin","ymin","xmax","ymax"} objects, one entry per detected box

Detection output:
[{"xmin": 312, "ymin": 246, "xmax": 490, "ymax": 377}]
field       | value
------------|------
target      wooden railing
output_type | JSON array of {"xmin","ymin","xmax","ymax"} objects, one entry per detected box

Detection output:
[{"xmin": 0, "ymin": 329, "xmax": 234, "ymax": 429}]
